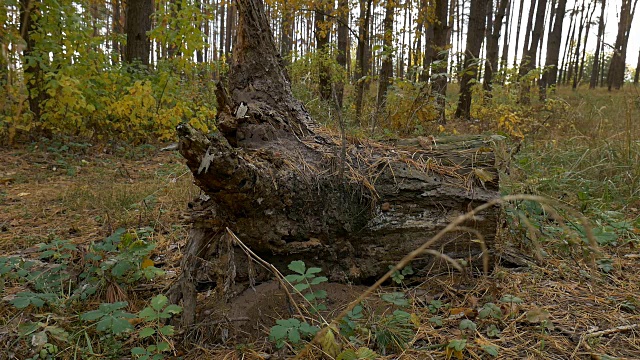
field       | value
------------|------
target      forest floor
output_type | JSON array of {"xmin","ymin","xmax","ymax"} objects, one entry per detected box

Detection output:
[{"xmin": 1, "ymin": 88, "xmax": 640, "ymax": 359}]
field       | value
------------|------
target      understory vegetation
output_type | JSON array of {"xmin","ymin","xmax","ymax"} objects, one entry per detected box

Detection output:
[
  {"xmin": 3, "ymin": 0, "xmax": 640, "ymax": 356},
  {"xmin": 2, "ymin": 76, "xmax": 640, "ymax": 358}
]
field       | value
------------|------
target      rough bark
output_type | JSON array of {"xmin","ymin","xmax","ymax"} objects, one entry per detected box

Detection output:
[
  {"xmin": 608, "ymin": 0, "xmax": 638, "ymax": 90},
  {"xmin": 454, "ymin": 0, "xmax": 488, "ymax": 120},
  {"xmin": 500, "ymin": 0, "xmax": 513, "ymax": 81},
  {"xmin": 577, "ymin": 2, "xmax": 596, "ymax": 87},
  {"xmin": 432, "ymin": 0, "xmax": 449, "ymax": 124},
  {"xmin": 484, "ymin": 0, "xmax": 509, "ymax": 93},
  {"xmin": 518, "ymin": 0, "xmax": 548, "ymax": 104},
  {"xmin": 355, "ymin": 0, "xmax": 372, "ymax": 121},
  {"xmin": 314, "ymin": 0, "xmax": 332, "ymax": 101},
  {"xmin": 20, "ymin": 0, "xmax": 47, "ymax": 121},
  {"xmin": 571, "ymin": 0, "xmax": 587, "ymax": 89},
  {"xmin": 540, "ymin": 0, "xmax": 567, "ymax": 98},
  {"xmin": 376, "ymin": 0, "xmax": 394, "ymax": 110},
  {"xmin": 590, "ymin": 0, "xmax": 606, "ymax": 89},
  {"xmin": 336, "ymin": 0, "xmax": 349, "ymax": 107},
  {"xmin": 112, "ymin": 0, "xmax": 123, "ymax": 62},
  {"xmin": 635, "ymin": 48, "xmax": 640, "ymax": 84},
  {"xmin": 124, "ymin": 0, "xmax": 153, "ymax": 65},
  {"xmin": 169, "ymin": 0, "xmax": 501, "ymax": 327},
  {"xmin": 512, "ymin": 0, "xmax": 528, "ymax": 66}
]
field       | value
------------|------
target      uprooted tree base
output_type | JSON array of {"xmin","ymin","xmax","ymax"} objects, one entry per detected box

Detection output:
[{"xmin": 167, "ymin": 0, "xmax": 502, "ymax": 331}]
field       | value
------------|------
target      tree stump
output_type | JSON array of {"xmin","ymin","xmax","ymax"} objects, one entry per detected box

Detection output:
[{"xmin": 168, "ymin": 0, "xmax": 502, "ymax": 326}]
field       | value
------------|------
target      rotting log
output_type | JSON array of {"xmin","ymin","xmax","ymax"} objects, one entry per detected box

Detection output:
[{"xmin": 168, "ymin": 0, "xmax": 502, "ymax": 326}]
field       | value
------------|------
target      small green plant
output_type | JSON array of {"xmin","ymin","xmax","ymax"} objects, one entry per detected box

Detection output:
[
  {"xmin": 596, "ymin": 258, "xmax": 614, "ymax": 273},
  {"xmin": 19, "ymin": 321, "xmax": 70, "ymax": 360},
  {"xmin": 269, "ymin": 260, "xmax": 325, "ymax": 349},
  {"xmin": 481, "ymin": 344, "xmax": 499, "ymax": 357},
  {"xmin": 284, "ymin": 260, "xmax": 328, "ymax": 312},
  {"xmin": 373, "ymin": 310, "xmax": 415, "ymax": 353},
  {"xmin": 428, "ymin": 299, "xmax": 444, "ymax": 313},
  {"xmin": 78, "ymin": 228, "xmax": 164, "ymax": 299},
  {"xmin": 486, "ymin": 324, "xmax": 501, "ymax": 338},
  {"xmin": 446, "ymin": 339, "xmax": 467, "ymax": 359},
  {"xmin": 339, "ymin": 304, "xmax": 364, "ymax": 339},
  {"xmin": 429, "ymin": 315, "xmax": 443, "ymax": 327},
  {"xmin": 269, "ymin": 318, "xmax": 320, "ymax": 349},
  {"xmin": 389, "ymin": 264, "xmax": 414, "ymax": 284},
  {"xmin": 131, "ymin": 294, "xmax": 182, "ymax": 360},
  {"xmin": 80, "ymin": 301, "xmax": 136, "ymax": 335},
  {"xmin": 459, "ymin": 319, "xmax": 477, "ymax": 332},
  {"xmin": 380, "ymin": 292, "xmax": 409, "ymax": 306},
  {"xmin": 478, "ymin": 303, "xmax": 502, "ymax": 319}
]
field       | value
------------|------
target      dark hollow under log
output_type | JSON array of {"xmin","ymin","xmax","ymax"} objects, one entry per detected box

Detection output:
[{"xmin": 168, "ymin": 0, "xmax": 502, "ymax": 326}]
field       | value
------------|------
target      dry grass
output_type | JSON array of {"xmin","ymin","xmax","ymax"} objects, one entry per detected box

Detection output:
[
  {"xmin": 0, "ymin": 86, "xmax": 639, "ymax": 359},
  {"xmin": 0, "ymin": 145, "xmax": 198, "ymax": 253}
]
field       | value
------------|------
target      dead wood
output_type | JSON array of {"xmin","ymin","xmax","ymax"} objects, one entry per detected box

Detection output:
[{"xmin": 168, "ymin": 0, "xmax": 502, "ymax": 327}]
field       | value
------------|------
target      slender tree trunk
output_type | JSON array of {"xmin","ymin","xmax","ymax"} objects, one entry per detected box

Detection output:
[
  {"xmin": 577, "ymin": 3, "xmax": 596, "ymax": 85},
  {"xmin": 590, "ymin": 0, "xmax": 606, "ymax": 89},
  {"xmin": 168, "ymin": 0, "xmax": 182, "ymax": 58},
  {"xmin": 280, "ymin": 1, "xmax": 293, "ymax": 62},
  {"xmin": 484, "ymin": 0, "xmax": 509, "ymax": 93},
  {"xmin": 20, "ymin": 0, "xmax": 46, "ymax": 121},
  {"xmin": 539, "ymin": 0, "xmax": 567, "ymax": 99},
  {"xmin": 124, "ymin": 0, "xmax": 153, "ymax": 65},
  {"xmin": 377, "ymin": 0, "xmax": 394, "ymax": 110},
  {"xmin": 571, "ymin": 0, "xmax": 587, "ymax": 89},
  {"xmin": 314, "ymin": 1, "xmax": 331, "ymax": 101},
  {"xmin": 454, "ymin": 0, "xmax": 488, "ymax": 120},
  {"xmin": 336, "ymin": 0, "xmax": 348, "ymax": 107},
  {"xmin": 513, "ymin": 0, "xmax": 533, "ymax": 67},
  {"xmin": 219, "ymin": 1, "xmax": 225, "ymax": 62},
  {"xmin": 523, "ymin": 0, "xmax": 537, "ymax": 53},
  {"xmin": 455, "ymin": 0, "xmax": 464, "ymax": 81},
  {"xmin": 483, "ymin": 0, "xmax": 493, "ymax": 87},
  {"xmin": 112, "ymin": 0, "xmax": 123, "ymax": 63},
  {"xmin": 499, "ymin": 0, "xmax": 512, "ymax": 77},
  {"xmin": 608, "ymin": 0, "xmax": 639, "ymax": 90},
  {"xmin": 635, "ymin": 48, "xmax": 640, "ymax": 84},
  {"xmin": 432, "ymin": 0, "xmax": 449, "ymax": 124},
  {"xmin": 566, "ymin": 10, "xmax": 578, "ymax": 85},
  {"xmin": 399, "ymin": 3, "xmax": 407, "ymax": 79},
  {"xmin": 518, "ymin": 0, "xmax": 548, "ymax": 104},
  {"xmin": 225, "ymin": 2, "xmax": 235, "ymax": 61},
  {"xmin": 355, "ymin": 0, "xmax": 372, "ymax": 121}
]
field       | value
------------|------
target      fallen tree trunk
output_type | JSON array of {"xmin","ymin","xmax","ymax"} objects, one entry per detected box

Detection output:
[{"xmin": 169, "ymin": 0, "xmax": 502, "ymax": 326}]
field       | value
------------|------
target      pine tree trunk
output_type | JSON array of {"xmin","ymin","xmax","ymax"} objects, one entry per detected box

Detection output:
[
  {"xmin": 518, "ymin": 0, "xmax": 548, "ymax": 104},
  {"xmin": 512, "ymin": 0, "xmax": 529, "ymax": 66},
  {"xmin": 608, "ymin": 0, "xmax": 638, "ymax": 90},
  {"xmin": 432, "ymin": 0, "xmax": 449, "ymax": 124},
  {"xmin": 336, "ymin": 0, "xmax": 348, "ymax": 107},
  {"xmin": 355, "ymin": 0, "xmax": 372, "ymax": 121},
  {"xmin": 571, "ymin": 0, "xmax": 587, "ymax": 89},
  {"xmin": 499, "ymin": 0, "xmax": 512, "ymax": 82},
  {"xmin": 20, "ymin": 0, "xmax": 47, "ymax": 121},
  {"xmin": 168, "ymin": 0, "xmax": 501, "ymax": 327},
  {"xmin": 577, "ymin": 3, "xmax": 596, "ymax": 85},
  {"xmin": 454, "ymin": 0, "xmax": 488, "ymax": 120},
  {"xmin": 484, "ymin": 0, "xmax": 509, "ymax": 93},
  {"xmin": 112, "ymin": 0, "xmax": 123, "ymax": 62},
  {"xmin": 315, "ymin": 2, "xmax": 331, "ymax": 101},
  {"xmin": 124, "ymin": 0, "xmax": 153, "ymax": 65},
  {"xmin": 635, "ymin": 48, "xmax": 640, "ymax": 84},
  {"xmin": 376, "ymin": 0, "xmax": 394, "ymax": 110},
  {"xmin": 539, "ymin": 0, "xmax": 567, "ymax": 99},
  {"xmin": 590, "ymin": 0, "xmax": 606, "ymax": 89}
]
